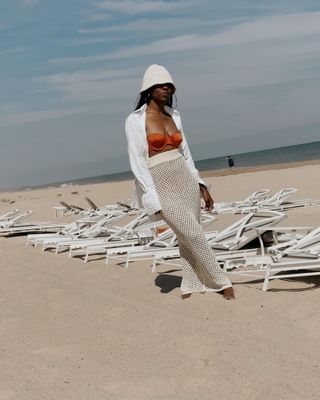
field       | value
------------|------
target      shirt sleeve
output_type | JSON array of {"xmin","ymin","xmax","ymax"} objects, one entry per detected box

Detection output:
[
  {"xmin": 178, "ymin": 117, "xmax": 206, "ymax": 186},
  {"xmin": 125, "ymin": 115, "xmax": 162, "ymax": 215}
]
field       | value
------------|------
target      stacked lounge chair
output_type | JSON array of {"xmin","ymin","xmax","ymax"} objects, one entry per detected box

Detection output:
[
  {"xmin": 213, "ymin": 188, "xmax": 320, "ymax": 214},
  {"xmin": 2, "ymin": 187, "xmax": 320, "ymax": 292},
  {"xmin": 222, "ymin": 225, "xmax": 320, "ymax": 290}
]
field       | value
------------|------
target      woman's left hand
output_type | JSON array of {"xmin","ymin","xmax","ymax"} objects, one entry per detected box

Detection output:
[{"xmin": 200, "ymin": 186, "xmax": 214, "ymax": 212}]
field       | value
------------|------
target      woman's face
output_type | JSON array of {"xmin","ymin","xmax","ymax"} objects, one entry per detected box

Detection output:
[{"xmin": 150, "ymin": 83, "xmax": 175, "ymax": 103}]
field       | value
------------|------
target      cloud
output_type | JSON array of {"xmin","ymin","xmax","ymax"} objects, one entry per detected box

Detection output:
[
  {"xmin": 53, "ymin": 12, "xmax": 320, "ymax": 65},
  {"xmin": 79, "ymin": 11, "xmax": 113, "ymax": 22},
  {"xmin": 212, "ymin": 11, "xmax": 320, "ymax": 44},
  {"xmin": 76, "ymin": 16, "xmax": 246, "ymax": 35},
  {"xmin": 49, "ymin": 34, "xmax": 206, "ymax": 64},
  {"xmin": 3, "ymin": 46, "xmax": 31, "ymax": 53},
  {"xmin": 35, "ymin": 67, "xmax": 138, "ymax": 86},
  {"xmin": 65, "ymin": 37, "xmax": 116, "ymax": 46},
  {"xmin": 92, "ymin": 0, "xmax": 198, "ymax": 14},
  {"xmin": 39, "ymin": 10, "xmax": 320, "ymax": 106},
  {"xmin": 77, "ymin": 17, "xmax": 204, "ymax": 34},
  {"xmin": 21, "ymin": 0, "xmax": 41, "ymax": 6},
  {"xmin": 34, "ymin": 67, "xmax": 140, "ymax": 102},
  {"xmin": 73, "ymin": 16, "xmax": 250, "ymax": 47},
  {"xmin": 0, "ymin": 106, "xmax": 92, "ymax": 127}
]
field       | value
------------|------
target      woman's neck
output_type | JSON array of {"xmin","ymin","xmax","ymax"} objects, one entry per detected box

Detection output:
[{"xmin": 147, "ymin": 99, "xmax": 166, "ymax": 114}]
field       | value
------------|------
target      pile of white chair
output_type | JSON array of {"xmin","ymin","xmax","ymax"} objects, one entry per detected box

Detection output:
[
  {"xmin": 0, "ymin": 209, "xmax": 65, "ymax": 235},
  {"xmin": 1, "ymin": 187, "xmax": 320, "ymax": 291},
  {"xmin": 213, "ymin": 187, "xmax": 320, "ymax": 214}
]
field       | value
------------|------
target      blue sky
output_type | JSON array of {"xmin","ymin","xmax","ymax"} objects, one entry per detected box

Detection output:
[{"xmin": 1, "ymin": 0, "xmax": 320, "ymax": 188}]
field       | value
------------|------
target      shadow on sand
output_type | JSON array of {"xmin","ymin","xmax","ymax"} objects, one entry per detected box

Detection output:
[{"xmin": 155, "ymin": 269, "xmax": 182, "ymax": 293}]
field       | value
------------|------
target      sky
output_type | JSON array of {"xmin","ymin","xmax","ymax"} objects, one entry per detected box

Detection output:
[{"xmin": 1, "ymin": 0, "xmax": 320, "ymax": 189}]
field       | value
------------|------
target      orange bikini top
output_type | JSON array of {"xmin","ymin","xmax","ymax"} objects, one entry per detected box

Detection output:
[{"xmin": 147, "ymin": 132, "xmax": 183, "ymax": 151}]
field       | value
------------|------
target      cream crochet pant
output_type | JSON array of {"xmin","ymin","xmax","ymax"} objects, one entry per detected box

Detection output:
[{"xmin": 149, "ymin": 151, "xmax": 232, "ymax": 295}]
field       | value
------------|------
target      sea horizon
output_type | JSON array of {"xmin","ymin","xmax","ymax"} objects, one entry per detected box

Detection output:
[{"xmin": 2, "ymin": 139, "xmax": 320, "ymax": 193}]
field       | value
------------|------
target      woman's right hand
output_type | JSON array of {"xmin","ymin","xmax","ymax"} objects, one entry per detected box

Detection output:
[{"xmin": 200, "ymin": 186, "xmax": 214, "ymax": 212}]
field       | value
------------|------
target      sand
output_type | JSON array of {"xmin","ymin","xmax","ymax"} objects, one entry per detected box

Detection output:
[{"xmin": 1, "ymin": 162, "xmax": 320, "ymax": 400}]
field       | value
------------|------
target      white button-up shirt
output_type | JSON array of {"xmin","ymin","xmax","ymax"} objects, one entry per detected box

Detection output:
[{"xmin": 125, "ymin": 104, "xmax": 206, "ymax": 216}]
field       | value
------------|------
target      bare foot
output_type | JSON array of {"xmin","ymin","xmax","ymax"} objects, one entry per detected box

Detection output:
[
  {"xmin": 181, "ymin": 293, "xmax": 192, "ymax": 300},
  {"xmin": 222, "ymin": 287, "xmax": 235, "ymax": 300}
]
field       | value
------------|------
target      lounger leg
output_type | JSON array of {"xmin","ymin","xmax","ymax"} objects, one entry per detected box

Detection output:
[
  {"xmin": 258, "ymin": 234, "xmax": 265, "ymax": 256},
  {"xmin": 263, "ymin": 265, "xmax": 271, "ymax": 291},
  {"xmin": 152, "ymin": 257, "xmax": 157, "ymax": 273}
]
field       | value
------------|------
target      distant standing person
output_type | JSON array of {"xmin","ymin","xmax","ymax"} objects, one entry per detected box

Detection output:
[{"xmin": 227, "ymin": 155, "xmax": 235, "ymax": 169}]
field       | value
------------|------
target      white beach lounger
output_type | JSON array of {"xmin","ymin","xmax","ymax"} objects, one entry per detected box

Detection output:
[
  {"xmin": 40, "ymin": 213, "xmax": 125, "ymax": 252},
  {"xmin": 213, "ymin": 189, "xmax": 270, "ymax": 214},
  {"xmin": 208, "ymin": 211, "xmax": 286, "ymax": 251},
  {"xmin": 81, "ymin": 239, "xmax": 139, "ymax": 263},
  {"xmin": 106, "ymin": 244, "xmax": 179, "ymax": 269},
  {"xmin": 0, "ymin": 209, "xmax": 20, "ymax": 223},
  {"xmin": 213, "ymin": 188, "xmax": 320, "ymax": 214},
  {"xmin": 237, "ymin": 188, "xmax": 320, "ymax": 213},
  {"xmin": 0, "ymin": 222, "xmax": 66, "ymax": 236},
  {"xmin": 26, "ymin": 213, "xmax": 109, "ymax": 246},
  {"xmin": 0, "ymin": 210, "xmax": 34, "ymax": 230},
  {"xmin": 53, "ymin": 211, "xmax": 150, "ymax": 255},
  {"xmin": 224, "ymin": 226, "xmax": 320, "ymax": 290}
]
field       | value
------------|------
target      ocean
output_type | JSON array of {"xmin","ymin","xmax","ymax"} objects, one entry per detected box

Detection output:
[
  {"xmin": 10, "ymin": 140, "xmax": 320, "ymax": 191},
  {"xmin": 56, "ymin": 140, "xmax": 320, "ymax": 188},
  {"xmin": 196, "ymin": 140, "xmax": 320, "ymax": 171}
]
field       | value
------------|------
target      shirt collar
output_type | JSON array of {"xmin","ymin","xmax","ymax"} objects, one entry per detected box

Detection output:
[{"xmin": 133, "ymin": 103, "xmax": 147, "ymax": 114}]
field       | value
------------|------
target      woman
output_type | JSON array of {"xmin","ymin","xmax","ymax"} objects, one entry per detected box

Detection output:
[{"xmin": 125, "ymin": 64, "xmax": 234, "ymax": 300}]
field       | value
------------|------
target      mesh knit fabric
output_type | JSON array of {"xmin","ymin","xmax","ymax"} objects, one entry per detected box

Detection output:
[{"xmin": 150, "ymin": 154, "xmax": 232, "ymax": 294}]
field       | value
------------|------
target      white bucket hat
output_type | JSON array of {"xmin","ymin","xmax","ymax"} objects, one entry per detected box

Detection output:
[{"xmin": 140, "ymin": 64, "xmax": 175, "ymax": 93}]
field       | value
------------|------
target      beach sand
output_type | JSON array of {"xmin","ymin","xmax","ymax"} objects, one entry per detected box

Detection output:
[{"xmin": 1, "ymin": 162, "xmax": 320, "ymax": 400}]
